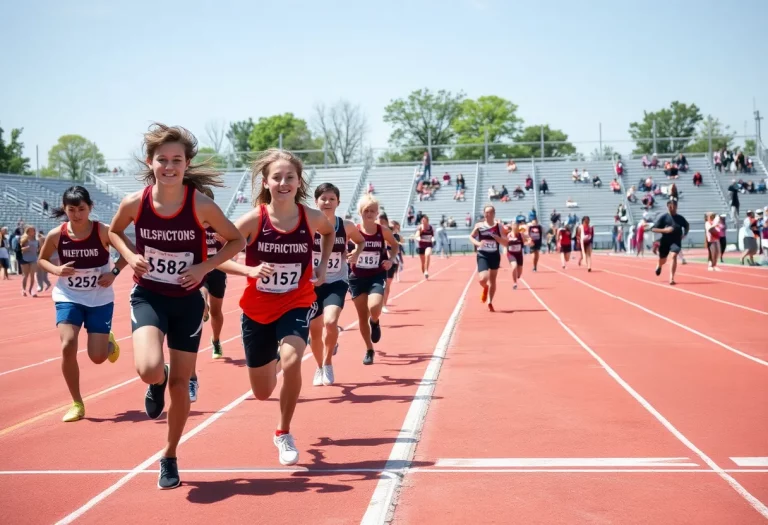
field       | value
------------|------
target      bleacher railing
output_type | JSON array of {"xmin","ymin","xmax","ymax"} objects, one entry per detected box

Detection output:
[
  {"xmin": 347, "ymin": 160, "xmax": 371, "ymax": 218},
  {"xmin": 225, "ymin": 167, "xmax": 251, "ymax": 219},
  {"xmin": 470, "ymin": 161, "xmax": 480, "ymax": 221}
]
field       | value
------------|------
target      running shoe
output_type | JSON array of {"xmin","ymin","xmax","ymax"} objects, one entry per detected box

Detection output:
[
  {"xmin": 322, "ymin": 365, "xmax": 335, "ymax": 386},
  {"xmin": 655, "ymin": 266, "xmax": 662, "ymax": 276},
  {"xmin": 481, "ymin": 286, "xmax": 488, "ymax": 303},
  {"xmin": 369, "ymin": 318, "xmax": 381, "ymax": 344},
  {"xmin": 313, "ymin": 368, "xmax": 323, "ymax": 386},
  {"xmin": 487, "ymin": 303, "xmax": 495, "ymax": 312},
  {"xmin": 62, "ymin": 401, "xmax": 85, "ymax": 422},
  {"xmin": 145, "ymin": 364, "xmax": 169, "ymax": 419},
  {"xmin": 158, "ymin": 457, "xmax": 180, "ymax": 489},
  {"xmin": 107, "ymin": 332, "xmax": 120, "ymax": 363},
  {"xmin": 363, "ymin": 349, "xmax": 375, "ymax": 365},
  {"xmin": 211, "ymin": 338, "xmax": 223, "ymax": 359},
  {"xmin": 274, "ymin": 433, "xmax": 299, "ymax": 465},
  {"xmin": 189, "ymin": 377, "xmax": 199, "ymax": 402}
]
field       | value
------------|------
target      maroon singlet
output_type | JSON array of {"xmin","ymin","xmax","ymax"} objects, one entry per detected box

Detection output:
[
  {"xmin": 134, "ymin": 184, "xmax": 207, "ymax": 297},
  {"xmin": 351, "ymin": 224, "xmax": 387, "ymax": 278},
  {"xmin": 57, "ymin": 221, "xmax": 110, "ymax": 269}
]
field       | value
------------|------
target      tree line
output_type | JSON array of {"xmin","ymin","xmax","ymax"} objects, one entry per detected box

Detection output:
[{"xmin": 0, "ymin": 93, "xmax": 755, "ymax": 179}]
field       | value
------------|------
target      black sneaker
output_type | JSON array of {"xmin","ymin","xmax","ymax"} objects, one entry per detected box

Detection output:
[
  {"xmin": 144, "ymin": 364, "xmax": 169, "ymax": 419},
  {"xmin": 363, "ymin": 349, "xmax": 374, "ymax": 365},
  {"xmin": 212, "ymin": 339, "xmax": 223, "ymax": 359},
  {"xmin": 369, "ymin": 318, "xmax": 381, "ymax": 344},
  {"xmin": 655, "ymin": 266, "xmax": 661, "ymax": 276},
  {"xmin": 158, "ymin": 457, "xmax": 180, "ymax": 489}
]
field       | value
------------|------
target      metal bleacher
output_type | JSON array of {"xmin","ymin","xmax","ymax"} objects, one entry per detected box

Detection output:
[
  {"xmin": 306, "ymin": 165, "xmax": 365, "ymax": 218},
  {"xmin": 360, "ymin": 164, "xmax": 416, "ymax": 224},
  {"xmin": 477, "ymin": 160, "xmax": 536, "ymax": 222},
  {"xmin": 403, "ymin": 162, "xmax": 478, "ymax": 231},
  {"xmin": 711, "ymin": 160, "xmax": 768, "ymax": 216}
]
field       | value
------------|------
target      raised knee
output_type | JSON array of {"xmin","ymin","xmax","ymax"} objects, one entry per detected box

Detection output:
[
  {"xmin": 323, "ymin": 318, "xmax": 338, "ymax": 332},
  {"xmin": 137, "ymin": 366, "xmax": 164, "ymax": 385},
  {"xmin": 167, "ymin": 375, "xmax": 189, "ymax": 395}
]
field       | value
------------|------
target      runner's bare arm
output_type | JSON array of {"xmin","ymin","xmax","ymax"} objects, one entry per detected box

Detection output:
[
  {"xmin": 108, "ymin": 191, "xmax": 149, "ymax": 275},
  {"xmin": 469, "ymin": 224, "xmax": 483, "ymax": 248},
  {"xmin": 217, "ymin": 208, "xmax": 270, "ymax": 279},
  {"xmin": 193, "ymin": 193, "xmax": 245, "ymax": 272},
  {"xmin": 381, "ymin": 224, "xmax": 400, "ymax": 265},
  {"xmin": 344, "ymin": 220, "xmax": 366, "ymax": 262},
  {"xmin": 37, "ymin": 228, "xmax": 73, "ymax": 276},
  {"xmin": 98, "ymin": 222, "xmax": 129, "ymax": 272},
  {"xmin": 306, "ymin": 207, "xmax": 334, "ymax": 285}
]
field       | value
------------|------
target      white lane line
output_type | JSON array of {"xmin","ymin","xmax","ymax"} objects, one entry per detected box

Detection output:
[
  {"xmin": 360, "ymin": 269, "xmax": 476, "ymax": 525},
  {"xmin": 54, "ymin": 260, "xmax": 461, "ymax": 524},
  {"xmin": 520, "ymin": 277, "xmax": 768, "ymax": 520},
  {"xmin": 731, "ymin": 458, "xmax": 768, "ymax": 467},
  {"xmin": 599, "ymin": 269, "xmax": 768, "ymax": 316},
  {"xmin": 435, "ymin": 457, "xmax": 698, "ymax": 468},
  {"xmin": 543, "ymin": 264, "xmax": 768, "ymax": 368}
]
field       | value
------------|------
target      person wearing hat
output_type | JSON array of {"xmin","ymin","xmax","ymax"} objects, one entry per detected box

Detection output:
[{"xmin": 650, "ymin": 196, "xmax": 689, "ymax": 285}]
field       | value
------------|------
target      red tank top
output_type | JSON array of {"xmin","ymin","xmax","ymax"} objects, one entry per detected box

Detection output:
[
  {"xmin": 418, "ymin": 224, "xmax": 434, "ymax": 248},
  {"xmin": 351, "ymin": 224, "xmax": 388, "ymax": 278},
  {"xmin": 134, "ymin": 184, "xmax": 207, "ymax": 297},
  {"xmin": 559, "ymin": 228, "xmax": 572, "ymax": 246},
  {"xmin": 507, "ymin": 232, "xmax": 524, "ymax": 255},
  {"xmin": 58, "ymin": 221, "xmax": 110, "ymax": 269},
  {"xmin": 476, "ymin": 222, "xmax": 501, "ymax": 253},
  {"xmin": 580, "ymin": 225, "xmax": 594, "ymax": 243},
  {"xmin": 527, "ymin": 224, "xmax": 542, "ymax": 243},
  {"xmin": 240, "ymin": 204, "xmax": 315, "ymax": 324}
]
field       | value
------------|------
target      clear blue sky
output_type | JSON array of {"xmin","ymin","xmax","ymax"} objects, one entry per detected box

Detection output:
[{"xmin": 2, "ymin": 0, "xmax": 766, "ymax": 168}]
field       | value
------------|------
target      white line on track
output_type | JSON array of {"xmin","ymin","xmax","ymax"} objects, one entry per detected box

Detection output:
[
  {"xmin": 542, "ymin": 264, "xmax": 768, "ymax": 368},
  {"xmin": 435, "ymin": 457, "xmax": 698, "ymax": 467},
  {"xmin": 360, "ymin": 269, "xmax": 476, "ymax": 525},
  {"xmin": 731, "ymin": 458, "xmax": 768, "ymax": 467},
  {"xmin": 599, "ymin": 269, "xmax": 768, "ymax": 316},
  {"xmin": 520, "ymin": 277, "xmax": 768, "ymax": 520},
  {"xmin": 53, "ymin": 261, "xmax": 461, "ymax": 524}
]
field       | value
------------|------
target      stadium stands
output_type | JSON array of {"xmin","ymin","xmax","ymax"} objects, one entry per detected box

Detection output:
[
  {"xmin": 359, "ymin": 164, "xmax": 416, "ymax": 224},
  {"xmin": 712, "ymin": 161, "xmax": 768, "ymax": 217}
]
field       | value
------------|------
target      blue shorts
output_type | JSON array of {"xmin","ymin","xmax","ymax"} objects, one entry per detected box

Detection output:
[{"xmin": 55, "ymin": 302, "xmax": 114, "ymax": 334}]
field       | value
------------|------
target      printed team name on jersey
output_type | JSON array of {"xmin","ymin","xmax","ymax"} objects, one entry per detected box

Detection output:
[
  {"xmin": 314, "ymin": 236, "xmax": 347, "ymax": 247},
  {"xmin": 206, "ymin": 235, "xmax": 217, "ymax": 246},
  {"xmin": 61, "ymin": 248, "xmax": 101, "ymax": 258},
  {"xmin": 257, "ymin": 241, "xmax": 309, "ymax": 254},
  {"xmin": 364, "ymin": 240, "xmax": 383, "ymax": 249},
  {"xmin": 138, "ymin": 228, "xmax": 198, "ymax": 242}
]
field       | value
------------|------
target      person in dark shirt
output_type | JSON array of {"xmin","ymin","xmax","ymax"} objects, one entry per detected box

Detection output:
[{"xmin": 651, "ymin": 197, "xmax": 689, "ymax": 285}]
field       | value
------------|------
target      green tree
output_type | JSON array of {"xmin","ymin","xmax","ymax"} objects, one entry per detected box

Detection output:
[
  {"xmin": 197, "ymin": 147, "xmax": 228, "ymax": 169},
  {"xmin": 47, "ymin": 135, "xmax": 107, "ymax": 179},
  {"xmin": 628, "ymin": 101, "xmax": 703, "ymax": 155},
  {"xmin": 227, "ymin": 118, "xmax": 255, "ymax": 165},
  {"xmin": 686, "ymin": 116, "xmax": 736, "ymax": 153},
  {"xmin": 383, "ymin": 88, "xmax": 465, "ymax": 160},
  {"xmin": 247, "ymin": 113, "xmax": 323, "ymax": 164},
  {"xmin": 453, "ymin": 95, "xmax": 523, "ymax": 160},
  {"xmin": 744, "ymin": 139, "xmax": 756, "ymax": 155},
  {"xmin": 510, "ymin": 125, "xmax": 577, "ymax": 158},
  {"xmin": 590, "ymin": 145, "xmax": 616, "ymax": 161},
  {"xmin": 0, "ymin": 126, "xmax": 31, "ymax": 174}
]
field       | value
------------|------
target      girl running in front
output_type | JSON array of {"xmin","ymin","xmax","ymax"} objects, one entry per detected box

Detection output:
[
  {"xmin": 109, "ymin": 124, "xmax": 245, "ymax": 489},
  {"xmin": 556, "ymin": 224, "xmax": 572, "ymax": 268},
  {"xmin": 218, "ymin": 149, "xmax": 334, "ymax": 466},
  {"xmin": 578, "ymin": 216, "xmax": 594, "ymax": 272},
  {"xmin": 415, "ymin": 215, "xmax": 433, "ymax": 278},
  {"xmin": 526, "ymin": 218, "xmax": 543, "ymax": 272},
  {"xmin": 350, "ymin": 194, "xmax": 399, "ymax": 366},
  {"xmin": 189, "ymin": 188, "xmax": 229, "ymax": 402},
  {"xmin": 502, "ymin": 221, "xmax": 527, "ymax": 289},
  {"xmin": 469, "ymin": 205, "xmax": 505, "ymax": 311},
  {"xmin": 378, "ymin": 212, "xmax": 399, "ymax": 313},
  {"xmin": 37, "ymin": 186, "xmax": 125, "ymax": 422},
  {"xmin": 309, "ymin": 182, "xmax": 364, "ymax": 387}
]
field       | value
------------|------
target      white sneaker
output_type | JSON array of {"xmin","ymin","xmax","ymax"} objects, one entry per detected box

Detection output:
[
  {"xmin": 189, "ymin": 379, "xmax": 199, "ymax": 402},
  {"xmin": 274, "ymin": 433, "xmax": 299, "ymax": 465},
  {"xmin": 313, "ymin": 368, "xmax": 323, "ymax": 386},
  {"xmin": 382, "ymin": 306, "xmax": 390, "ymax": 314},
  {"xmin": 322, "ymin": 365, "xmax": 335, "ymax": 386}
]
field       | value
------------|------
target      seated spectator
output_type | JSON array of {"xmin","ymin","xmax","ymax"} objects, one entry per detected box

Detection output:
[
  {"xmin": 550, "ymin": 209, "xmax": 561, "ymax": 227},
  {"xmin": 528, "ymin": 207, "xmax": 537, "ymax": 222},
  {"xmin": 525, "ymin": 174, "xmax": 533, "ymax": 191},
  {"xmin": 610, "ymin": 178, "xmax": 621, "ymax": 194},
  {"xmin": 643, "ymin": 177, "xmax": 653, "ymax": 191},
  {"xmin": 626, "ymin": 185, "xmax": 638, "ymax": 203},
  {"xmin": 465, "ymin": 213, "xmax": 472, "ymax": 227},
  {"xmin": 453, "ymin": 187, "xmax": 466, "ymax": 201},
  {"xmin": 456, "ymin": 174, "xmax": 466, "ymax": 190},
  {"xmin": 407, "ymin": 206, "xmax": 416, "ymax": 225},
  {"xmin": 566, "ymin": 196, "xmax": 578, "ymax": 208},
  {"xmin": 615, "ymin": 159, "xmax": 624, "ymax": 176},
  {"xmin": 512, "ymin": 186, "xmax": 525, "ymax": 199},
  {"xmin": 488, "ymin": 185, "xmax": 500, "ymax": 201},
  {"xmin": 649, "ymin": 154, "xmax": 659, "ymax": 169},
  {"xmin": 641, "ymin": 155, "xmax": 650, "ymax": 168},
  {"xmin": 431, "ymin": 176, "xmax": 441, "ymax": 187},
  {"xmin": 746, "ymin": 180, "xmax": 756, "ymax": 193},
  {"xmin": 367, "ymin": 182, "xmax": 375, "ymax": 194},
  {"xmin": 642, "ymin": 193, "xmax": 655, "ymax": 209},
  {"xmin": 447, "ymin": 216, "xmax": 457, "ymax": 227},
  {"xmin": 443, "ymin": 172, "xmax": 451, "ymax": 184},
  {"xmin": 572, "ymin": 168, "xmax": 580, "ymax": 182},
  {"xmin": 507, "ymin": 160, "xmax": 517, "ymax": 172},
  {"xmin": 692, "ymin": 171, "xmax": 703, "ymax": 186},
  {"xmin": 676, "ymin": 153, "xmax": 688, "ymax": 172},
  {"xmin": 581, "ymin": 169, "xmax": 591, "ymax": 183},
  {"xmin": 592, "ymin": 174, "xmax": 602, "ymax": 188},
  {"xmin": 713, "ymin": 150, "xmax": 722, "ymax": 172},
  {"xmin": 757, "ymin": 179, "xmax": 767, "ymax": 193},
  {"xmin": 664, "ymin": 161, "xmax": 679, "ymax": 179},
  {"xmin": 499, "ymin": 185, "xmax": 510, "ymax": 202},
  {"xmin": 539, "ymin": 178, "xmax": 550, "ymax": 194}
]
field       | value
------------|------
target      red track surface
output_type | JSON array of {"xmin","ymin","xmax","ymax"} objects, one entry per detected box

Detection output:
[{"xmin": 0, "ymin": 251, "xmax": 766, "ymax": 524}]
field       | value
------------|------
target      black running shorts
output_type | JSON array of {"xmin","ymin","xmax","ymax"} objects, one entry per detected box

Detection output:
[
  {"xmin": 241, "ymin": 307, "xmax": 316, "ymax": 368},
  {"xmin": 348, "ymin": 272, "xmax": 386, "ymax": 299},
  {"xmin": 204, "ymin": 269, "xmax": 227, "ymax": 299},
  {"xmin": 477, "ymin": 252, "xmax": 500, "ymax": 272},
  {"xmin": 130, "ymin": 285, "xmax": 205, "ymax": 353}
]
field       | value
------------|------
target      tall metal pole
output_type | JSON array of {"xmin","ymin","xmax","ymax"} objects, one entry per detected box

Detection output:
[
  {"xmin": 278, "ymin": 133, "xmax": 283, "ymax": 151},
  {"xmin": 427, "ymin": 129, "xmax": 432, "ymax": 161},
  {"xmin": 36, "ymin": 145, "xmax": 39, "ymax": 176},
  {"xmin": 484, "ymin": 128, "xmax": 489, "ymax": 163},
  {"xmin": 652, "ymin": 120, "xmax": 657, "ymax": 154}
]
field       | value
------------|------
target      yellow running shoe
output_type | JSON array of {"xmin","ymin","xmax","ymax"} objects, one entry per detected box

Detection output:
[
  {"xmin": 107, "ymin": 332, "xmax": 120, "ymax": 363},
  {"xmin": 62, "ymin": 402, "xmax": 85, "ymax": 422}
]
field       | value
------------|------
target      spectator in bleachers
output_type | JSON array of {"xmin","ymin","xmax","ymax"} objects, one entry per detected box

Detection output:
[
  {"xmin": 456, "ymin": 174, "xmax": 466, "ymax": 190},
  {"xmin": 627, "ymin": 185, "xmax": 637, "ymax": 203},
  {"xmin": 430, "ymin": 176, "xmax": 440, "ymax": 188},
  {"xmin": 566, "ymin": 196, "xmax": 578, "ymax": 208},
  {"xmin": 610, "ymin": 178, "xmax": 621, "ymax": 194},
  {"xmin": 443, "ymin": 172, "xmax": 451, "ymax": 184},
  {"xmin": 507, "ymin": 160, "xmax": 517, "ymax": 172},
  {"xmin": 757, "ymin": 179, "xmax": 767, "ymax": 193},
  {"xmin": 571, "ymin": 168, "xmax": 580, "ymax": 183},
  {"xmin": 528, "ymin": 207, "xmax": 537, "ymax": 222},
  {"xmin": 367, "ymin": 182, "xmax": 375, "ymax": 194},
  {"xmin": 0, "ymin": 226, "xmax": 9, "ymax": 279},
  {"xmin": 664, "ymin": 161, "xmax": 679, "ymax": 179},
  {"xmin": 453, "ymin": 186, "xmax": 466, "ymax": 201},
  {"xmin": 713, "ymin": 150, "xmax": 722, "ymax": 172},
  {"xmin": 407, "ymin": 206, "xmax": 416, "ymax": 226},
  {"xmin": 499, "ymin": 185, "xmax": 510, "ymax": 202},
  {"xmin": 592, "ymin": 174, "xmax": 602, "ymax": 188},
  {"xmin": 735, "ymin": 151, "xmax": 745, "ymax": 173},
  {"xmin": 550, "ymin": 209, "xmax": 561, "ymax": 227},
  {"xmin": 642, "ymin": 192, "xmax": 655, "ymax": 210},
  {"xmin": 581, "ymin": 169, "xmax": 591, "ymax": 183},
  {"xmin": 615, "ymin": 158, "xmax": 624, "ymax": 176},
  {"xmin": 512, "ymin": 186, "xmax": 525, "ymax": 199},
  {"xmin": 465, "ymin": 213, "xmax": 472, "ymax": 227},
  {"xmin": 488, "ymin": 185, "xmax": 500, "ymax": 201},
  {"xmin": 676, "ymin": 153, "xmax": 688, "ymax": 172},
  {"xmin": 692, "ymin": 171, "xmax": 703, "ymax": 186},
  {"xmin": 415, "ymin": 210, "xmax": 423, "ymax": 224},
  {"xmin": 539, "ymin": 178, "xmax": 550, "ymax": 194},
  {"xmin": 650, "ymin": 154, "xmax": 659, "ymax": 169},
  {"xmin": 422, "ymin": 151, "xmax": 431, "ymax": 180},
  {"xmin": 641, "ymin": 155, "xmax": 650, "ymax": 168},
  {"xmin": 525, "ymin": 174, "xmax": 533, "ymax": 191},
  {"xmin": 727, "ymin": 179, "xmax": 740, "ymax": 222}
]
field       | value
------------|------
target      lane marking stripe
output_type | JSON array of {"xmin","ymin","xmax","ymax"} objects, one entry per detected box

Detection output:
[{"xmin": 435, "ymin": 457, "xmax": 698, "ymax": 467}]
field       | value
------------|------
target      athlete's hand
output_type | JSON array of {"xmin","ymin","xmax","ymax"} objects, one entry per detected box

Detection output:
[
  {"xmin": 97, "ymin": 271, "xmax": 116, "ymax": 287},
  {"xmin": 381, "ymin": 258, "xmax": 393, "ymax": 271},
  {"xmin": 347, "ymin": 251, "xmax": 360, "ymax": 265},
  {"xmin": 663, "ymin": 226, "xmax": 674, "ymax": 234},
  {"xmin": 57, "ymin": 261, "xmax": 76, "ymax": 277},
  {"xmin": 179, "ymin": 263, "xmax": 208, "ymax": 289},
  {"xmin": 248, "ymin": 263, "xmax": 274, "ymax": 280},
  {"xmin": 129, "ymin": 253, "xmax": 150, "ymax": 277},
  {"xmin": 313, "ymin": 266, "xmax": 327, "ymax": 287}
]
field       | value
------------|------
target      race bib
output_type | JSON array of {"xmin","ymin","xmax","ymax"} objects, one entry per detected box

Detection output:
[
  {"xmin": 529, "ymin": 230, "xmax": 541, "ymax": 240},
  {"xmin": 313, "ymin": 252, "xmax": 343, "ymax": 275},
  {"xmin": 256, "ymin": 262, "xmax": 301, "ymax": 293},
  {"xmin": 480, "ymin": 240, "xmax": 498, "ymax": 251},
  {"xmin": 144, "ymin": 246, "xmax": 194, "ymax": 284},
  {"xmin": 509, "ymin": 244, "xmax": 522, "ymax": 253},
  {"xmin": 420, "ymin": 235, "xmax": 433, "ymax": 243},
  {"xmin": 63, "ymin": 268, "xmax": 101, "ymax": 290},
  {"xmin": 207, "ymin": 247, "xmax": 217, "ymax": 256},
  {"xmin": 357, "ymin": 252, "xmax": 380, "ymax": 269},
  {"xmin": 583, "ymin": 234, "xmax": 591, "ymax": 241}
]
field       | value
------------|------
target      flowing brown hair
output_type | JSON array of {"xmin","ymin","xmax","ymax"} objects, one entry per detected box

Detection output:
[
  {"xmin": 139, "ymin": 123, "xmax": 224, "ymax": 194},
  {"xmin": 251, "ymin": 148, "xmax": 308, "ymax": 206}
]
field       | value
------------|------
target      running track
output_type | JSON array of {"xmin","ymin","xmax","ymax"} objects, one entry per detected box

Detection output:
[{"xmin": 0, "ymin": 252, "xmax": 766, "ymax": 524}]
